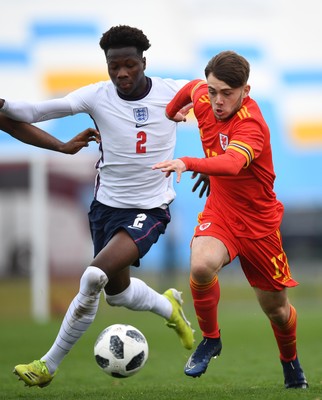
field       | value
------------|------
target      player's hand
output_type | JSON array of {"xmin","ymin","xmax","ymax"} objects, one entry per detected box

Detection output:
[
  {"xmin": 191, "ymin": 172, "xmax": 210, "ymax": 198},
  {"xmin": 59, "ymin": 128, "xmax": 100, "ymax": 154},
  {"xmin": 166, "ymin": 102, "xmax": 193, "ymax": 122},
  {"xmin": 152, "ymin": 159, "xmax": 187, "ymax": 183}
]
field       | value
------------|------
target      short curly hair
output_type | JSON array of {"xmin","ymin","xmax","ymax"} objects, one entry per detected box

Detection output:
[{"xmin": 99, "ymin": 25, "xmax": 151, "ymax": 55}]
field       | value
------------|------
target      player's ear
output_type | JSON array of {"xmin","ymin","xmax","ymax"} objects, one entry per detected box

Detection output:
[
  {"xmin": 142, "ymin": 56, "xmax": 146, "ymax": 70},
  {"xmin": 243, "ymin": 84, "xmax": 250, "ymax": 98}
]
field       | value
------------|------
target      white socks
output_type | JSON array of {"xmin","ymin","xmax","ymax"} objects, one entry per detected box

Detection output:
[
  {"xmin": 42, "ymin": 266, "xmax": 108, "ymax": 374},
  {"xmin": 105, "ymin": 277, "xmax": 172, "ymax": 319},
  {"xmin": 42, "ymin": 272, "xmax": 171, "ymax": 375}
]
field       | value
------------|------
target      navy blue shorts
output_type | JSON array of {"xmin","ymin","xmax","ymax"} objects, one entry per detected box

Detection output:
[{"xmin": 88, "ymin": 199, "xmax": 171, "ymax": 266}]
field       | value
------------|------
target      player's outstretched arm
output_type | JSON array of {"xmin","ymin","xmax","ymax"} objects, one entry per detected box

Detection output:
[
  {"xmin": 0, "ymin": 114, "xmax": 100, "ymax": 154},
  {"xmin": 152, "ymin": 159, "xmax": 187, "ymax": 183}
]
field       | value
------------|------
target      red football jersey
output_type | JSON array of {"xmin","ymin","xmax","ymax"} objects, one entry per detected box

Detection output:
[{"xmin": 167, "ymin": 79, "xmax": 284, "ymax": 238}]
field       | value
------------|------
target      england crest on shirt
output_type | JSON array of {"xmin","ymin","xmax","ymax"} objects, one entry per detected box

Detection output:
[
  {"xmin": 133, "ymin": 107, "xmax": 149, "ymax": 123},
  {"xmin": 219, "ymin": 133, "xmax": 229, "ymax": 151}
]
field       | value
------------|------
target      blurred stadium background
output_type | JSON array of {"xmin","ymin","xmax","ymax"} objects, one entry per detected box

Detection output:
[{"xmin": 0, "ymin": 0, "xmax": 322, "ymax": 321}]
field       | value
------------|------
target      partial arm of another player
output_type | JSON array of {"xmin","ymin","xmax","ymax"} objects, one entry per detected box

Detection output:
[
  {"xmin": 166, "ymin": 79, "xmax": 204, "ymax": 122},
  {"xmin": 191, "ymin": 172, "xmax": 210, "ymax": 198},
  {"xmin": 0, "ymin": 114, "xmax": 100, "ymax": 154},
  {"xmin": 165, "ymin": 79, "xmax": 211, "ymax": 195},
  {"xmin": 168, "ymin": 102, "xmax": 193, "ymax": 122}
]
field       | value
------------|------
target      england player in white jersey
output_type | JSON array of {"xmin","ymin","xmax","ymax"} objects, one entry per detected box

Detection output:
[
  {"xmin": 2, "ymin": 77, "xmax": 186, "ymax": 209},
  {"xmin": 1, "ymin": 25, "xmax": 195, "ymax": 388}
]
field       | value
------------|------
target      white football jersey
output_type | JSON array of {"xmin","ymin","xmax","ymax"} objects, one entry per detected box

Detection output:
[{"xmin": 2, "ymin": 77, "xmax": 188, "ymax": 208}]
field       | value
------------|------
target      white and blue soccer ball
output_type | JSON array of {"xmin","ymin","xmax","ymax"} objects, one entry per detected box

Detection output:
[{"xmin": 94, "ymin": 324, "xmax": 149, "ymax": 378}]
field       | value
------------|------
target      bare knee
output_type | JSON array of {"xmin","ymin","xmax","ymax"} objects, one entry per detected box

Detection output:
[
  {"xmin": 266, "ymin": 303, "xmax": 290, "ymax": 325},
  {"xmin": 254, "ymin": 287, "xmax": 290, "ymax": 325},
  {"xmin": 190, "ymin": 250, "xmax": 224, "ymax": 283},
  {"xmin": 190, "ymin": 236, "xmax": 229, "ymax": 283},
  {"xmin": 191, "ymin": 261, "xmax": 217, "ymax": 283}
]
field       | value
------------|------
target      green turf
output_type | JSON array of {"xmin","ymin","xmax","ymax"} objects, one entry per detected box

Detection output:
[{"xmin": 1, "ymin": 274, "xmax": 322, "ymax": 400}]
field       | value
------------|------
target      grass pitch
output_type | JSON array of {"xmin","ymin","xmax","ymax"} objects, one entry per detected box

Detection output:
[{"xmin": 1, "ymin": 273, "xmax": 322, "ymax": 400}]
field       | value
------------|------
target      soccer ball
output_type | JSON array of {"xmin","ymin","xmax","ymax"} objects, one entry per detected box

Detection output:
[{"xmin": 94, "ymin": 324, "xmax": 149, "ymax": 378}]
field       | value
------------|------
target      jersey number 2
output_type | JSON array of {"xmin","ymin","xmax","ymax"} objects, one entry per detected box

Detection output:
[{"xmin": 136, "ymin": 131, "xmax": 147, "ymax": 153}]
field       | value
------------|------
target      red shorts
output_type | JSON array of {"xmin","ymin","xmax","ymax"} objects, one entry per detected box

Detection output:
[{"xmin": 194, "ymin": 210, "xmax": 298, "ymax": 291}]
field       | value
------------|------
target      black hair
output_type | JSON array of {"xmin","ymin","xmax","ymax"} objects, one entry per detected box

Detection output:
[{"xmin": 99, "ymin": 25, "xmax": 151, "ymax": 56}]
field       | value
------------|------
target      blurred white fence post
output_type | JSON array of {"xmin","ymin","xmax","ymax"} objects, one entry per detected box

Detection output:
[{"xmin": 30, "ymin": 155, "xmax": 49, "ymax": 322}]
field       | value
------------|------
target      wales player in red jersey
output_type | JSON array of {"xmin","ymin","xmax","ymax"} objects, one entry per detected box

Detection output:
[{"xmin": 153, "ymin": 51, "xmax": 308, "ymax": 389}]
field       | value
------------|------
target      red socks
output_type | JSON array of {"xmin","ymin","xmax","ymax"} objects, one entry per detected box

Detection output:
[
  {"xmin": 271, "ymin": 304, "xmax": 297, "ymax": 362},
  {"xmin": 191, "ymin": 274, "xmax": 297, "ymax": 361},
  {"xmin": 190, "ymin": 275, "xmax": 220, "ymax": 338}
]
